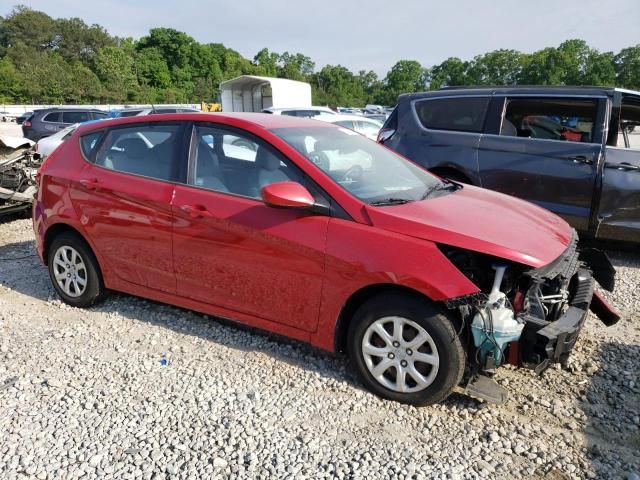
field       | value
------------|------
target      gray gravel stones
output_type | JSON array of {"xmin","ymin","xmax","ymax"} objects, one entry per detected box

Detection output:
[{"xmin": 0, "ymin": 218, "xmax": 639, "ymax": 479}]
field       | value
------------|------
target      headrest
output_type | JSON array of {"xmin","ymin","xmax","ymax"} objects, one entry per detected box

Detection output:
[
  {"xmin": 118, "ymin": 138, "xmax": 148, "ymax": 158},
  {"xmin": 255, "ymin": 147, "xmax": 281, "ymax": 171}
]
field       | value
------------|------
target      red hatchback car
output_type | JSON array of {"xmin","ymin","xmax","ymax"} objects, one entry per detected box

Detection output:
[{"xmin": 33, "ymin": 113, "xmax": 619, "ymax": 405}]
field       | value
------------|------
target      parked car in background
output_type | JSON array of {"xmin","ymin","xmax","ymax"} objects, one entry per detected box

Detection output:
[
  {"xmin": 379, "ymin": 86, "xmax": 640, "ymax": 244},
  {"xmin": 1, "ymin": 111, "xmax": 12, "ymax": 122},
  {"xmin": 314, "ymin": 114, "xmax": 383, "ymax": 140},
  {"xmin": 110, "ymin": 106, "xmax": 201, "ymax": 118},
  {"xmin": 16, "ymin": 111, "xmax": 33, "ymax": 125},
  {"xmin": 22, "ymin": 108, "xmax": 108, "ymax": 141},
  {"xmin": 262, "ymin": 106, "xmax": 336, "ymax": 117},
  {"xmin": 34, "ymin": 124, "xmax": 78, "ymax": 159},
  {"xmin": 34, "ymin": 112, "xmax": 618, "ymax": 406},
  {"xmin": 364, "ymin": 113, "xmax": 389, "ymax": 123}
]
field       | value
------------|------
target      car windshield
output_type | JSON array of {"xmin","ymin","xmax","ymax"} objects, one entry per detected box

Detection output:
[{"xmin": 271, "ymin": 126, "xmax": 445, "ymax": 204}]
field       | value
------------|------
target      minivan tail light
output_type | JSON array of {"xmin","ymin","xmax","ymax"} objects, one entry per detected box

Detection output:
[
  {"xmin": 377, "ymin": 128, "xmax": 396, "ymax": 144},
  {"xmin": 23, "ymin": 120, "xmax": 32, "ymax": 127}
]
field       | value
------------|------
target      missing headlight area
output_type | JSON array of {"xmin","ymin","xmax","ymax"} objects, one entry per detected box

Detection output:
[{"xmin": 438, "ymin": 232, "xmax": 618, "ymax": 402}]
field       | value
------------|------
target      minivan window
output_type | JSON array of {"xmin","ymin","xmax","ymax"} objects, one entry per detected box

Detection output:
[
  {"xmin": 62, "ymin": 111, "xmax": 90, "ymax": 124},
  {"xmin": 94, "ymin": 124, "xmax": 181, "ymax": 181},
  {"xmin": 502, "ymin": 98, "xmax": 597, "ymax": 143},
  {"xmin": 415, "ymin": 97, "xmax": 489, "ymax": 133},
  {"xmin": 614, "ymin": 96, "xmax": 640, "ymax": 149}
]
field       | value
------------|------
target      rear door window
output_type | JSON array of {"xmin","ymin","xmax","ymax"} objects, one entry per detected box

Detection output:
[
  {"xmin": 92, "ymin": 111, "xmax": 108, "ymax": 120},
  {"xmin": 414, "ymin": 97, "xmax": 489, "ymax": 133},
  {"xmin": 93, "ymin": 124, "xmax": 183, "ymax": 181},
  {"xmin": 62, "ymin": 111, "xmax": 90, "ymax": 124},
  {"xmin": 42, "ymin": 112, "xmax": 61, "ymax": 123},
  {"xmin": 501, "ymin": 98, "xmax": 598, "ymax": 143}
]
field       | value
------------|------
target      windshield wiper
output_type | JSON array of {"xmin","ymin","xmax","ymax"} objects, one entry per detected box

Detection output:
[
  {"xmin": 421, "ymin": 181, "xmax": 459, "ymax": 200},
  {"xmin": 369, "ymin": 198, "xmax": 412, "ymax": 206}
]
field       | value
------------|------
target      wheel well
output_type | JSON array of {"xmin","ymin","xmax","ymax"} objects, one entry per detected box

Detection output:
[
  {"xmin": 429, "ymin": 167, "xmax": 472, "ymax": 184},
  {"xmin": 333, "ymin": 284, "xmax": 438, "ymax": 353},
  {"xmin": 43, "ymin": 224, "xmax": 87, "ymax": 264}
]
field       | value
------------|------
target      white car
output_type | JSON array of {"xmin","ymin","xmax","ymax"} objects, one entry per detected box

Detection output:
[
  {"xmin": 313, "ymin": 114, "xmax": 383, "ymax": 140},
  {"xmin": 35, "ymin": 124, "xmax": 79, "ymax": 158},
  {"xmin": 262, "ymin": 107, "xmax": 336, "ymax": 117}
]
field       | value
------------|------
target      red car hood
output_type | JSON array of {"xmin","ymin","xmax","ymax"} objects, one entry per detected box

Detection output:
[{"xmin": 365, "ymin": 184, "xmax": 573, "ymax": 268}]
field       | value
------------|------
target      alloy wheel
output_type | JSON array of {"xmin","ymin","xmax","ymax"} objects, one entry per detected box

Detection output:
[{"xmin": 361, "ymin": 316, "xmax": 440, "ymax": 393}]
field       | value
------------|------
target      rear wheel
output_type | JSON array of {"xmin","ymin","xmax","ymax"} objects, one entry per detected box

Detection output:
[
  {"xmin": 348, "ymin": 293, "xmax": 465, "ymax": 405},
  {"xmin": 48, "ymin": 232, "xmax": 105, "ymax": 307}
]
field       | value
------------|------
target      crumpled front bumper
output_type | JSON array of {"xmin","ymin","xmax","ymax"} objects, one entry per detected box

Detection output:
[{"xmin": 519, "ymin": 268, "xmax": 594, "ymax": 373}]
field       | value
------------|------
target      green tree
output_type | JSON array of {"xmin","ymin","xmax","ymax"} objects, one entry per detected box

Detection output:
[
  {"xmin": 136, "ymin": 47, "xmax": 171, "ymax": 89},
  {"xmin": 615, "ymin": 45, "xmax": 640, "ymax": 90},
  {"xmin": 382, "ymin": 60, "xmax": 426, "ymax": 104},
  {"xmin": 0, "ymin": 56, "xmax": 19, "ymax": 102},
  {"xmin": 94, "ymin": 46, "xmax": 137, "ymax": 102},
  {"xmin": 427, "ymin": 57, "xmax": 470, "ymax": 90},
  {"xmin": 253, "ymin": 48, "xmax": 279, "ymax": 76},
  {"xmin": 518, "ymin": 48, "xmax": 567, "ymax": 85},
  {"xmin": 277, "ymin": 52, "xmax": 315, "ymax": 81},
  {"xmin": 55, "ymin": 17, "xmax": 113, "ymax": 64},
  {"xmin": 466, "ymin": 49, "xmax": 523, "ymax": 85}
]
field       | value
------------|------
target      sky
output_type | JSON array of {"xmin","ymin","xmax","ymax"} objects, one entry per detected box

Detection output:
[{"xmin": 2, "ymin": 0, "xmax": 639, "ymax": 77}]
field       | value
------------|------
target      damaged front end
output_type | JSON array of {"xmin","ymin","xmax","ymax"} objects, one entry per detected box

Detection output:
[
  {"xmin": 0, "ymin": 136, "xmax": 41, "ymax": 216},
  {"xmin": 441, "ymin": 231, "xmax": 620, "ymax": 402}
]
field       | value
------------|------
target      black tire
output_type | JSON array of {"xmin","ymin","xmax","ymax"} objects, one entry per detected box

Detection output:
[
  {"xmin": 348, "ymin": 293, "xmax": 465, "ymax": 406},
  {"xmin": 47, "ymin": 231, "xmax": 105, "ymax": 308}
]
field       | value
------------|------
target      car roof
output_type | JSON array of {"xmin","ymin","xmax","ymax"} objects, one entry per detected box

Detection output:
[
  {"xmin": 398, "ymin": 86, "xmax": 640, "ymax": 102},
  {"xmin": 34, "ymin": 107, "xmax": 105, "ymax": 113},
  {"xmin": 398, "ymin": 85, "xmax": 640, "ymax": 103},
  {"xmin": 74, "ymin": 112, "xmax": 335, "ymax": 136}
]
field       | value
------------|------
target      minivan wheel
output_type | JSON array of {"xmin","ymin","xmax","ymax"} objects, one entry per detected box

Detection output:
[
  {"xmin": 348, "ymin": 293, "xmax": 465, "ymax": 406},
  {"xmin": 48, "ymin": 232, "xmax": 105, "ymax": 307}
]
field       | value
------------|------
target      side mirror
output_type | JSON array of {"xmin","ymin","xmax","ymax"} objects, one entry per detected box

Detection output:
[{"xmin": 261, "ymin": 181, "xmax": 315, "ymax": 209}]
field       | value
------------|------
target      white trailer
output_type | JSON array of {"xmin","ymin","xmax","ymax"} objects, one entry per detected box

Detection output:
[{"xmin": 220, "ymin": 75, "xmax": 311, "ymax": 112}]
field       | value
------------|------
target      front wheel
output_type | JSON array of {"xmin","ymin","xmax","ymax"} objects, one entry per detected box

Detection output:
[
  {"xmin": 348, "ymin": 293, "xmax": 465, "ymax": 406},
  {"xmin": 48, "ymin": 232, "xmax": 105, "ymax": 308}
]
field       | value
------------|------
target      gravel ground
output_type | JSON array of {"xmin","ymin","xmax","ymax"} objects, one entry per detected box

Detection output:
[{"xmin": 1, "ymin": 217, "xmax": 639, "ymax": 478}]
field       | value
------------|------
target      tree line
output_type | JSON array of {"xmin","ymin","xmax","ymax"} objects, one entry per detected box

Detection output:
[{"xmin": 1, "ymin": 5, "xmax": 639, "ymax": 107}]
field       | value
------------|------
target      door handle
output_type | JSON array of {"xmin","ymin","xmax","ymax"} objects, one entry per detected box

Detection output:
[
  {"xmin": 79, "ymin": 178, "xmax": 100, "ymax": 190},
  {"xmin": 180, "ymin": 204, "xmax": 214, "ymax": 218},
  {"xmin": 568, "ymin": 155, "xmax": 593, "ymax": 165}
]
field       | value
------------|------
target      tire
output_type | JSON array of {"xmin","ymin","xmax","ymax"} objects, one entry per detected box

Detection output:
[
  {"xmin": 348, "ymin": 293, "xmax": 465, "ymax": 406},
  {"xmin": 47, "ymin": 231, "xmax": 105, "ymax": 308}
]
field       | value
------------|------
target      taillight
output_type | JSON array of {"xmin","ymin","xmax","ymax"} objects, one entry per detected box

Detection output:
[
  {"xmin": 23, "ymin": 120, "xmax": 32, "ymax": 127},
  {"xmin": 377, "ymin": 128, "xmax": 396, "ymax": 144}
]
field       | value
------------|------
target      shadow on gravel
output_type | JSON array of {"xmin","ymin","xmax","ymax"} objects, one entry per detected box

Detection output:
[{"xmin": 582, "ymin": 342, "xmax": 640, "ymax": 477}]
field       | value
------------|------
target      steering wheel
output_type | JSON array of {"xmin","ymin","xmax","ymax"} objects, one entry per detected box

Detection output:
[
  {"xmin": 343, "ymin": 165, "xmax": 364, "ymax": 182},
  {"xmin": 308, "ymin": 151, "xmax": 330, "ymax": 170}
]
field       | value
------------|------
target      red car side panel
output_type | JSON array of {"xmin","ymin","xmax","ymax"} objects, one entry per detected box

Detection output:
[
  {"xmin": 70, "ymin": 165, "xmax": 176, "ymax": 293},
  {"xmin": 310, "ymin": 218, "xmax": 480, "ymax": 351},
  {"xmin": 171, "ymin": 185, "xmax": 329, "ymax": 332}
]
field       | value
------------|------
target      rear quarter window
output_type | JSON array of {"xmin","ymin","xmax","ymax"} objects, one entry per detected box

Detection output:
[
  {"xmin": 414, "ymin": 97, "xmax": 489, "ymax": 133},
  {"xmin": 80, "ymin": 132, "xmax": 104, "ymax": 160}
]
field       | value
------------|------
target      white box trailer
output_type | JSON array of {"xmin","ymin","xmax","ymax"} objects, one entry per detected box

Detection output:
[{"xmin": 220, "ymin": 75, "xmax": 311, "ymax": 112}]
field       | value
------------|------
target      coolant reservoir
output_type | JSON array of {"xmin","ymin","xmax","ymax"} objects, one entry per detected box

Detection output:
[{"xmin": 471, "ymin": 265, "xmax": 524, "ymax": 365}]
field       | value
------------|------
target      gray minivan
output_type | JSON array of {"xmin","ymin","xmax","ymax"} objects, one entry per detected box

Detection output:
[{"xmin": 379, "ymin": 86, "xmax": 640, "ymax": 244}]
